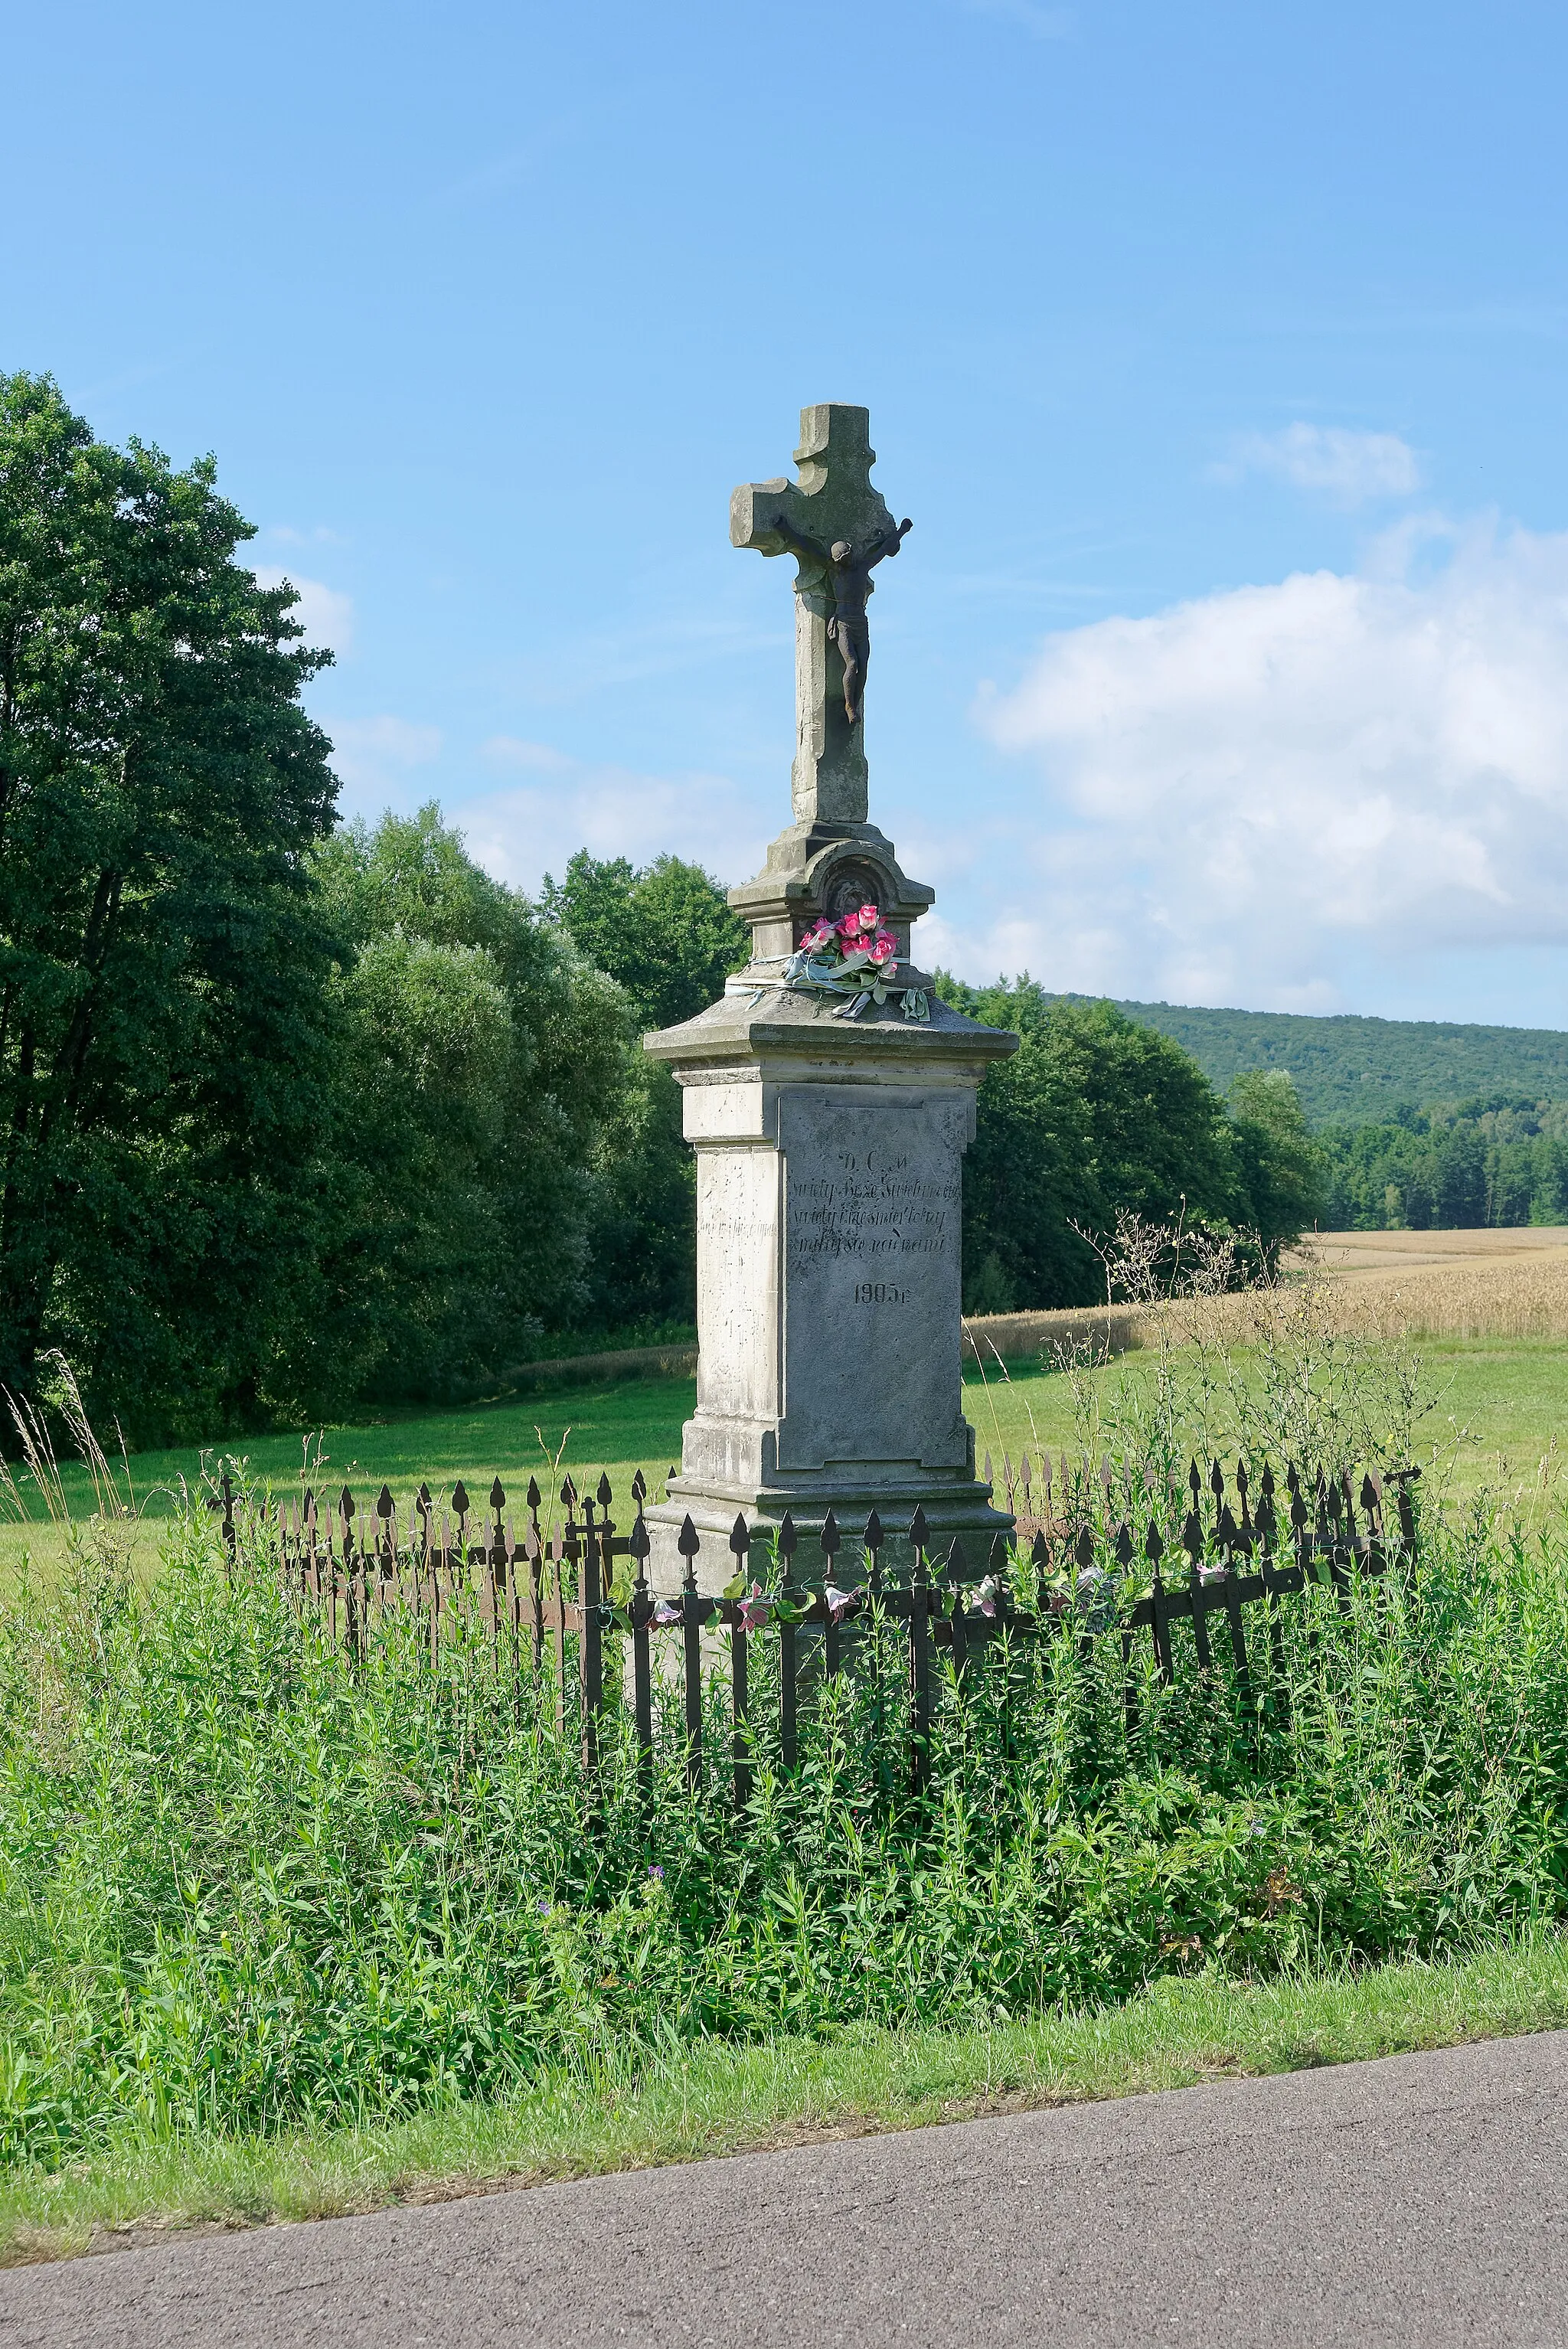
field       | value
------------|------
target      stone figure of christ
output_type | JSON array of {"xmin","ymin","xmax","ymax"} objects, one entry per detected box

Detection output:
[{"xmin": 769, "ymin": 512, "xmax": 913, "ymax": 726}]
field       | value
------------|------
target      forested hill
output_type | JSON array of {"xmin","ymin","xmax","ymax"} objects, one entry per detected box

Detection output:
[{"xmin": 1052, "ymin": 999, "xmax": 1568, "ymax": 1125}]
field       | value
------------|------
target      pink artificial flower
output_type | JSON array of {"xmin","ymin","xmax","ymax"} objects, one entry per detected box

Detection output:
[
  {"xmin": 738, "ymin": 1583, "xmax": 772, "ymax": 1632},
  {"xmin": 802, "ymin": 920, "xmax": 833, "ymax": 951},
  {"xmin": 856, "ymin": 903, "xmax": 880, "ymax": 931},
  {"xmin": 868, "ymin": 934, "xmax": 897, "ymax": 966},
  {"xmin": 835, "ymin": 910, "xmax": 862, "ymax": 941}
]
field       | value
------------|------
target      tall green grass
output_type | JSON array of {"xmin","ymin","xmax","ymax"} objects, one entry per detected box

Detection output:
[
  {"xmin": 8, "ymin": 1934, "xmax": 1568, "ymax": 2262},
  {"xmin": 2, "ymin": 1472, "xmax": 1566, "ymax": 2175}
]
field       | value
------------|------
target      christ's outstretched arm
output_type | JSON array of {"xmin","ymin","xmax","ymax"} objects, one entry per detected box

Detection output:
[{"xmin": 864, "ymin": 517, "xmax": 914, "ymax": 571}]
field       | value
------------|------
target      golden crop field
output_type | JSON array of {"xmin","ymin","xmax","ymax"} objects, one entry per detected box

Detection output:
[{"xmin": 962, "ymin": 1227, "xmax": 1568, "ymax": 1362}]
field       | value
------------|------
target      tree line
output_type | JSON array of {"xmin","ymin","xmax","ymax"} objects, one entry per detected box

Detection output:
[
  {"xmin": 1317, "ymin": 1098, "xmax": 1568, "ymax": 1231},
  {"xmin": 2, "ymin": 375, "xmax": 1329, "ymax": 1446}
]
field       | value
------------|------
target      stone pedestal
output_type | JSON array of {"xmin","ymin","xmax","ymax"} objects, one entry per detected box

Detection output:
[{"xmin": 643, "ymin": 966, "xmax": 1017, "ymax": 1586}]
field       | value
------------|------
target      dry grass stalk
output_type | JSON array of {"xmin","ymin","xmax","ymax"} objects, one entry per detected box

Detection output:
[{"xmin": 1, "ymin": 1352, "xmax": 138, "ymax": 1525}]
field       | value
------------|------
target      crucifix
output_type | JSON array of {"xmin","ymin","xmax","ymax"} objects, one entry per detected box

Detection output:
[{"xmin": 731, "ymin": 404, "xmax": 913, "ymax": 830}]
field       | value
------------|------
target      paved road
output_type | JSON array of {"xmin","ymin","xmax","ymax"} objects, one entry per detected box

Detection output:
[{"xmin": 3, "ymin": 2030, "xmax": 1566, "ymax": 2347}]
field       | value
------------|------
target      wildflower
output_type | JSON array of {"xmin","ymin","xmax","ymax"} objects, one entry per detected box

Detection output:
[
  {"xmin": 976, "ymin": 1574, "xmax": 1000, "ymax": 1618},
  {"xmin": 652, "ymin": 1599, "xmax": 682, "ymax": 1625},
  {"xmin": 537, "ymin": 1898, "xmax": 552, "ymax": 1915},
  {"xmin": 648, "ymin": 1864, "xmax": 665, "ymax": 1881},
  {"xmin": 1262, "ymin": 1867, "xmax": 1303, "ymax": 1916},
  {"xmin": 739, "ymin": 1583, "xmax": 773, "ymax": 1632},
  {"xmin": 825, "ymin": 1583, "xmax": 859, "ymax": 1623}
]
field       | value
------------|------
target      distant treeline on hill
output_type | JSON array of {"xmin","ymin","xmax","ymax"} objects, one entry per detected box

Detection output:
[
  {"xmin": 1040, "ymin": 992, "xmax": 1568, "ymax": 1232},
  {"xmin": 1050, "ymin": 996, "xmax": 1568, "ymax": 1127}
]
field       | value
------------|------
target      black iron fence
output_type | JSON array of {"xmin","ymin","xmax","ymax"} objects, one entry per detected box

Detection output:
[{"xmin": 227, "ymin": 1452, "xmax": 1419, "ymax": 1801}]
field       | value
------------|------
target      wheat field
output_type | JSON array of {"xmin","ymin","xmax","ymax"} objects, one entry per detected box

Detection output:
[{"xmin": 962, "ymin": 1227, "xmax": 1568, "ymax": 1364}]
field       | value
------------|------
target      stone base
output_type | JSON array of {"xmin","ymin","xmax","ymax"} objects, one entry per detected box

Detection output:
[
  {"xmin": 642, "ymin": 814, "xmax": 1019, "ymax": 1604},
  {"xmin": 643, "ymin": 1477, "xmax": 1014, "ymax": 1593}
]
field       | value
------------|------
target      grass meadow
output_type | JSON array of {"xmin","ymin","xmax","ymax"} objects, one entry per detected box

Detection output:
[{"xmin": 7, "ymin": 1331, "xmax": 1568, "ymax": 1587}]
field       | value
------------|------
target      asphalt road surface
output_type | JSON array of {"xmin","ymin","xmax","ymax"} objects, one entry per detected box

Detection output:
[{"xmin": 3, "ymin": 2030, "xmax": 1566, "ymax": 2348}]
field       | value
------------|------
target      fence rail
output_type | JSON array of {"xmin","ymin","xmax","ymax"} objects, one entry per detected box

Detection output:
[{"xmin": 230, "ymin": 1453, "xmax": 1419, "ymax": 1799}]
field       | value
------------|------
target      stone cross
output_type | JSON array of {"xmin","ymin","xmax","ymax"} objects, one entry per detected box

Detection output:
[{"xmin": 731, "ymin": 404, "xmax": 910, "ymax": 831}]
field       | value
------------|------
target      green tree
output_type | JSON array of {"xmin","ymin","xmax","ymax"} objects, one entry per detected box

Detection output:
[
  {"xmin": 287, "ymin": 808, "xmax": 630, "ymax": 1408},
  {"xmin": 538, "ymin": 851, "xmax": 750, "ymax": 1031},
  {"xmin": 0, "ymin": 373, "xmax": 338, "ymax": 1436},
  {"xmin": 1226, "ymin": 1070, "xmax": 1328, "ymax": 1263},
  {"xmin": 540, "ymin": 851, "xmax": 750, "ymax": 1335},
  {"xmin": 937, "ymin": 980, "xmax": 1247, "ymax": 1312}
]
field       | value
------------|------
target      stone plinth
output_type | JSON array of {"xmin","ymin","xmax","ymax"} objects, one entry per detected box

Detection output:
[{"xmin": 642, "ymin": 984, "xmax": 1017, "ymax": 1585}]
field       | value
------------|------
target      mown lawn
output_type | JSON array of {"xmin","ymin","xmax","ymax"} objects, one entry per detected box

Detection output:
[
  {"xmin": 962, "ymin": 1334, "xmax": 1568, "ymax": 1506},
  {"xmin": 6, "ymin": 1335, "xmax": 1568, "ymax": 1580}
]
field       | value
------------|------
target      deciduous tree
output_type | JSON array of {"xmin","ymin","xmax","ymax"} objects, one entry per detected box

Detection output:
[{"xmin": 0, "ymin": 374, "xmax": 337, "ymax": 1433}]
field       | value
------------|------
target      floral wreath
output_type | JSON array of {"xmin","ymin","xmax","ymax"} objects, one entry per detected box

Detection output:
[{"xmin": 780, "ymin": 903, "xmax": 931, "ymax": 1022}]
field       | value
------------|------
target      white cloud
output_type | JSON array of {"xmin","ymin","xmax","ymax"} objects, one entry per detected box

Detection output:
[
  {"xmin": 251, "ymin": 568, "xmax": 354, "ymax": 653},
  {"xmin": 454, "ymin": 743, "xmax": 768, "ymax": 895},
  {"xmin": 967, "ymin": 515, "xmax": 1568, "ymax": 1008},
  {"xmin": 479, "ymin": 736, "xmax": 574, "ymax": 775},
  {"xmin": 325, "ymin": 714, "xmax": 443, "ymax": 795},
  {"xmin": 1216, "ymin": 423, "xmax": 1421, "ymax": 505}
]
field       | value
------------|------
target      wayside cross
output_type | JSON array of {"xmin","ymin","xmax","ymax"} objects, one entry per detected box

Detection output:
[{"xmin": 730, "ymin": 404, "xmax": 912, "ymax": 830}]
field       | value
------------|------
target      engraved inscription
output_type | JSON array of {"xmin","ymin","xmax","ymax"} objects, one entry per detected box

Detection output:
[
  {"xmin": 786, "ymin": 1135, "xmax": 962, "ymax": 1280},
  {"xmin": 776, "ymin": 1090, "xmax": 972, "ymax": 1472}
]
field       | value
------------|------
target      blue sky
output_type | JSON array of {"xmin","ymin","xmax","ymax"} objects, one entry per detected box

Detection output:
[{"xmin": 8, "ymin": 0, "xmax": 1568, "ymax": 1024}]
